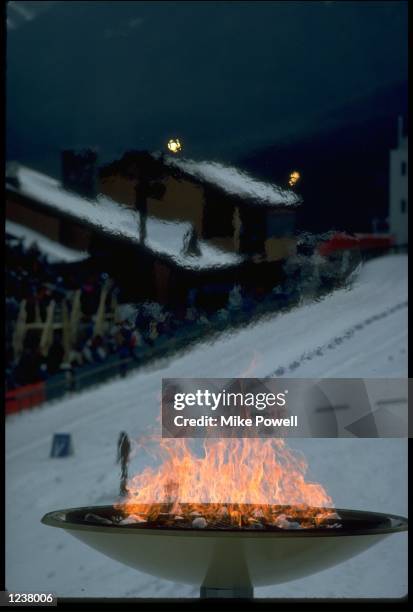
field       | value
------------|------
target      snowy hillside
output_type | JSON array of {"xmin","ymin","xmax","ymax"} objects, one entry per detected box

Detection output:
[{"xmin": 6, "ymin": 254, "xmax": 408, "ymax": 598}]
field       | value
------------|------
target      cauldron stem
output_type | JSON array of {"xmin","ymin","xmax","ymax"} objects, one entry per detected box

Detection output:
[
  {"xmin": 200, "ymin": 586, "xmax": 253, "ymax": 599},
  {"xmin": 200, "ymin": 537, "xmax": 253, "ymax": 598}
]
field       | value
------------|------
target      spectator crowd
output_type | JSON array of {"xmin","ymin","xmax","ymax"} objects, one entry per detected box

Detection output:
[{"xmin": 6, "ymin": 234, "xmax": 295, "ymax": 394}]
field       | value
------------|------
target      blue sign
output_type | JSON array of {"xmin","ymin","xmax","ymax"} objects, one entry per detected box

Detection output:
[{"xmin": 50, "ymin": 433, "xmax": 73, "ymax": 458}]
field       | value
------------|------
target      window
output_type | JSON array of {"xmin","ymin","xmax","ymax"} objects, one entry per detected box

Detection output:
[
  {"xmin": 401, "ymin": 199, "xmax": 406, "ymax": 214},
  {"xmin": 401, "ymin": 161, "xmax": 406, "ymax": 176}
]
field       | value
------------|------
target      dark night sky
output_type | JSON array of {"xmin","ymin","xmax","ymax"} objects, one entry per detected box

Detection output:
[{"xmin": 6, "ymin": 1, "xmax": 408, "ymax": 176}]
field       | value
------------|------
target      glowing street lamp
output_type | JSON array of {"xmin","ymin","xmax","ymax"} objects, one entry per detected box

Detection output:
[
  {"xmin": 167, "ymin": 138, "xmax": 182, "ymax": 154},
  {"xmin": 288, "ymin": 170, "xmax": 300, "ymax": 187}
]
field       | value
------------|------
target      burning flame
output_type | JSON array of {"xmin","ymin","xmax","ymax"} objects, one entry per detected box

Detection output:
[
  {"xmin": 167, "ymin": 138, "xmax": 182, "ymax": 154},
  {"xmin": 118, "ymin": 437, "xmax": 335, "ymax": 528}
]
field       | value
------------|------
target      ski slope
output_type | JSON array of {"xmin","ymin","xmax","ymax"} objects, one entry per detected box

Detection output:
[{"xmin": 6, "ymin": 255, "xmax": 408, "ymax": 598}]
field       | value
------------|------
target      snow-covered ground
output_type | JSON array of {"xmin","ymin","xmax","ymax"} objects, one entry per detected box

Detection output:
[{"xmin": 6, "ymin": 255, "xmax": 408, "ymax": 598}]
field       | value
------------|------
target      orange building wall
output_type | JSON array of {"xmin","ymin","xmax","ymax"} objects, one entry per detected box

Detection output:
[
  {"xmin": 6, "ymin": 194, "xmax": 92, "ymax": 251},
  {"xmin": 99, "ymin": 175, "xmax": 137, "ymax": 207},
  {"xmin": 99, "ymin": 173, "xmax": 206, "ymax": 235},
  {"xmin": 147, "ymin": 175, "xmax": 205, "ymax": 235},
  {"xmin": 6, "ymin": 195, "xmax": 60, "ymax": 241}
]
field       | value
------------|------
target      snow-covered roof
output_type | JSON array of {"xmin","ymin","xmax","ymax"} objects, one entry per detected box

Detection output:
[
  {"xmin": 164, "ymin": 156, "xmax": 301, "ymax": 207},
  {"xmin": 7, "ymin": 165, "xmax": 243, "ymax": 271},
  {"xmin": 5, "ymin": 220, "xmax": 89, "ymax": 264}
]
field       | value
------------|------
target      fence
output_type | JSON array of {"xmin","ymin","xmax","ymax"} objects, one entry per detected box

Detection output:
[{"xmin": 5, "ymin": 289, "xmax": 299, "ymax": 414}]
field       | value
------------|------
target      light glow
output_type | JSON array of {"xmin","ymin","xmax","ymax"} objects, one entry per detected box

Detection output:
[
  {"xmin": 288, "ymin": 170, "xmax": 300, "ymax": 187},
  {"xmin": 167, "ymin": 138, "xmax": 182, "ymax": 154}
]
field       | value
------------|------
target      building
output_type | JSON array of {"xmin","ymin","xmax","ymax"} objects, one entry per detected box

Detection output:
[
  {"xmin": 6, "ymin": 151, "xmax": 301, "ymax": 309},
  {"xmin": 389, "ymin": 116, "xmax": 408, "ymax": 246},
  {"xmin": 99, "ymin": 151, "xmax": 301, "ymax": 263}
]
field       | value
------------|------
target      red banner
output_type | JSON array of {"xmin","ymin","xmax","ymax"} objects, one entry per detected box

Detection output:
[{"xmin": 5, "ymin": 382, "xmax": 45, "ymax": 415}]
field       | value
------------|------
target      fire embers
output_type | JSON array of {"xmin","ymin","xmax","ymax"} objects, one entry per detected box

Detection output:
[{"xmin": 90, "ymin": 504, "xmax": 342, "ymax": 531}]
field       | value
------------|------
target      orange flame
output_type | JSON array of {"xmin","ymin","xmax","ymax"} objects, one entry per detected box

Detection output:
[{"xmin": 118, "ymin": 437, "xmax": 336, "ymax": 528}]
